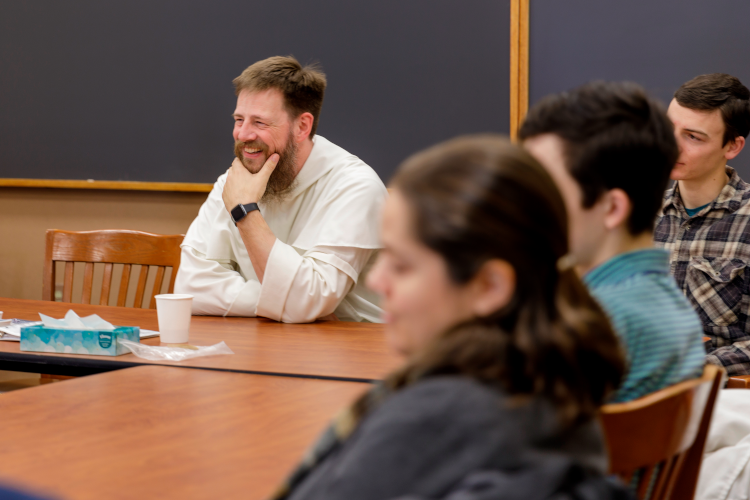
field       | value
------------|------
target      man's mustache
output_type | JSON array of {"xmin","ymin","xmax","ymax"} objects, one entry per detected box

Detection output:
[
  {"xmin": 234, "ymin": 139, "xmax": 271, "ymax": 159},
  {"xmin": 234, "ymin": 139, "xmax": 269, "ymax": 156}
]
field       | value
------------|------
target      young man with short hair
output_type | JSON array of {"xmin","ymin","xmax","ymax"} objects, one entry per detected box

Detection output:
[
  {"xmin": 520, "ymin": 81, "xmax": 705, "ymax": 402},
  {"xmin": 655, "ymin": 73, "xmax": 750, "ymax": 375}
]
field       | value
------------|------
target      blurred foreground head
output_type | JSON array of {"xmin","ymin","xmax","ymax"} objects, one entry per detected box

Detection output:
[{"xmin": 367, "ymin": 134, "xmax": 625, "ymax": 423}]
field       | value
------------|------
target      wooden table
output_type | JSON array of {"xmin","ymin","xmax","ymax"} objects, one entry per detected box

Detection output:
[
  {"xmin": 0, "ymin": 365, "xmax": 369, "ymax": 500},
  {"xmin": 0, "ymin": 298, "xmax": 400, "ymax": 381}
]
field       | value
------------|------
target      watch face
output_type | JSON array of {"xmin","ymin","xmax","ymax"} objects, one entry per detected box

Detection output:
[{"xmin": 231, "ymin": 204, "xmax": 246, "ymax": 223}]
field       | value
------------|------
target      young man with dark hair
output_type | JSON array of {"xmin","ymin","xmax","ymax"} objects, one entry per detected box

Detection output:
[
  {"xmin": 655, "ymin": 73, "xmax": 750, "ymax": 375},
  {"xmin": 176, "ymin": 56, "xmax": 387, "ymax": 323},
  {"xmin": 520, "ymin": 81, "xmax": 705, "ymax": 402}
]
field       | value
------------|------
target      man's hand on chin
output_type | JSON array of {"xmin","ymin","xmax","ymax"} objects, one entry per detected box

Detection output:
[{"xmin": 222, "ymin": 154, "xmax": 279, "ymax": 211}]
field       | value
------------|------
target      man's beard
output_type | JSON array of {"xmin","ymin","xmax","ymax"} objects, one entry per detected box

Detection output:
[{"xmin": 233, "ymin": 132, "xmax": 299, "ymax": 203}]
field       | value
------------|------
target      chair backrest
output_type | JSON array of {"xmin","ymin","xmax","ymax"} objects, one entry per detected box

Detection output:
[
  {"xmin": 669, "ymin": 364, "xmax": 724, "ymax": 500},
  {"xmin": 726, "ymin": 375, "xmax": 750, "ymax": 388},
  {"xmin": 43, "ymin": 229, "xmax": 184, "ymax": 309},
  {"xmin": 600, "ymin": 364, "xmax": 723, "ymax": 500}
]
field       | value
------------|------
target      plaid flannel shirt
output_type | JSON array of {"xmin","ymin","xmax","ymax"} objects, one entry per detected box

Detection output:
[{"xmin": 654, "ymin": 166, "xmax": 750, "ymax": 375}]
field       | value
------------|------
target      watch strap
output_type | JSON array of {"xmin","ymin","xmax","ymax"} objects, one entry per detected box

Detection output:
[{"xmin": 230, "ymin": 202, "xmax": 260, "ymax": 226}]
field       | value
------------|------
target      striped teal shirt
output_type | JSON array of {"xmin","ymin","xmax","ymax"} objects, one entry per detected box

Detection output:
[{"xmin": 584, "ymin": 249, "xmax": 705, "ymax": 403}]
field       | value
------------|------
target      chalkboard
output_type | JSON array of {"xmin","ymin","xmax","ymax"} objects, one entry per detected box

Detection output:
[
  {"xmin": 529, "ymin": 0, "xmax": 750, "ymax": 178},
  {"xmin": 0, "ymin": 0, "xmax": 509, "ymax": 185}
]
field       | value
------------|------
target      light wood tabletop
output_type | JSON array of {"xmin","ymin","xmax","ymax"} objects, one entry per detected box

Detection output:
[
  {"xmin": 0, "ymin": 365, "xmax": 370, "ymax": 500},
  {"xmin": 0, "ymin": 298, "xmax": 401, "ymax": 381}
]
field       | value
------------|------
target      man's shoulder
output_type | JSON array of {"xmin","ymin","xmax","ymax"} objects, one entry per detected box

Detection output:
[
  {"xmin": 702, "ymin": 167, "xmax": 750, "ymax": 218},
  {"xmin": 729, "ymin": 188, "xmax": 750, "ymax": 214},
  {"xmin": 589, "ymin": 280, "xmax": 648, "ymax": 320},
  {"xmin": 318, "ymin": 137, "xmax": 383, "ymax": 181},
  {"xmin": 313, "ymin": 136, "xmax": 387, "ymax": 198},
  {"xmin": 196, "ymin": 171, "xmax": 228, "ymax": 206},
  {"xmin": 201, "ymin": 171, "xmax": 228, "ymax": 195},
  {"xmin": 591, "ymin": 272, "xmax": 701, "ymax": 337},
  {"xmin": 723, "ymin": 168, "xmax": 750, "ymax": 209},
  {"xmin": 704, "ymin": 190, "xmax": 750, "ymax": 233},
  {"xmin": 727, "ymin": 165, "xmax": 750, "ymax": 192},
  {"xmin": 214, "ymin": 171, "xmax": 228, "ymax": 183},
  {"xmin": 590, "ymin": 270, "xmax": 680, "ymax": 308}
]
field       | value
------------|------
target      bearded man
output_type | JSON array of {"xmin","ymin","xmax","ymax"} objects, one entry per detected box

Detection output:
[{"xmin": 175, "ymin": 56, "xmax": 387, "ymax": 323}]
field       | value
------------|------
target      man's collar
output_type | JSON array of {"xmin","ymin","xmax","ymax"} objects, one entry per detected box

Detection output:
[
  {"xmin": 583, "ymin": 248, "xmax": 669, "ymax": 289},
  {"xmin": 662, "ymin": 166, "xmax": 746, "ymax": 216},
  {"xmin": 712, "ymin": 166, "xmax": 746, "ymax": 213},
  {"xmin": 289, "ymin": 135, "xmax": 336, "ymax": 194},
  {"xmin": 662, "ymin": 182, "xmax": 679, "ymax": 212}
]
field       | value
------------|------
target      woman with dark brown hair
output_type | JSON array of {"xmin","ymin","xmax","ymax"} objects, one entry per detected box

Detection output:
[{"xmin": 272, "ymin": 135, "xmax": 630, "ymax": 500}]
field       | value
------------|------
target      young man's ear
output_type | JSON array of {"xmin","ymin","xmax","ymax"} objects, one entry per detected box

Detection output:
[
  {"xmin": 470, "ymin": 259, "xmax": 516, "ymax": 317},
  {"xmin": 725, "ymin": 136, "xmax": 746, "ymax": 161},
  {"xmin": 602, "ymin": 188, "xmax": 633, "ymax": 231}
]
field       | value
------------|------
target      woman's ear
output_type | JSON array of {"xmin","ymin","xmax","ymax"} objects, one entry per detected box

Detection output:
[{"xmin": 470, "ymin": 259, "xmax": 516, "ymax": 317}]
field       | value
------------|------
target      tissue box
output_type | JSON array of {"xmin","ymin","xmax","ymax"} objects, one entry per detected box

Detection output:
[{"xmin": 20, "ymin": 325, "xmax": 140, "ymax": 356}]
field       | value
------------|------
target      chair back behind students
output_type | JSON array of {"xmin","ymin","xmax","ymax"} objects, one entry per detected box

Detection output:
[{"xmin": 601, "ymin": 364, "xmax": 722, "ymax": 500}]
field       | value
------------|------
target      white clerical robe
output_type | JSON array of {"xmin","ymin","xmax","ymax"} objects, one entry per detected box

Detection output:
[
  {"xmin": 696, "ymin": 390, "xmax": 750, "ymax": 500},
  {"xmin": 175, "ymin": 135, "xmax": 387, "ymax": 323}
]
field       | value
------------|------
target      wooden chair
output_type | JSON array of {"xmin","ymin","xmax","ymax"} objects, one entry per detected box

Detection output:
[
  {"xmin": 600, "ymin": 364, "xmax": 723, "ymax": 500},
  {"xmin": 43, "ymin": 229, "xmax": 184, "ymax": 309},
  {"xmin": 726, "ymin": 375, "xmax": 750, "ymax": 389}
]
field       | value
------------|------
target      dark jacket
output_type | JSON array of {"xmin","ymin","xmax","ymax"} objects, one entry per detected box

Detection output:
[{"xmin": 286, "ymin": 376, "xmax": 632, "ymax": 500}]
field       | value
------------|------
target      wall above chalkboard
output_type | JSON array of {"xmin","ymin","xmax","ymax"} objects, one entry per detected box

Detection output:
[
  {"xmin": 0, "ymin": 0, "xmax": 511, "ymax": 189},
  {"xmin": 528, "ymin": 0, "xmax": 750, "ymax": 180}
]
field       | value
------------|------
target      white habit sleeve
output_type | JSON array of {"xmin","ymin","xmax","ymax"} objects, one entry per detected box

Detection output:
[
  {"xmin": 176, "ymin": 246, "xmax": 261, "ymax": 316},
  {"xmin": 256, "ymin": 240, "xmax": 373, "ymax": 323},
  {"xmin": 175, "ymin": 174, "xmax": 262, "ymax": 317}
]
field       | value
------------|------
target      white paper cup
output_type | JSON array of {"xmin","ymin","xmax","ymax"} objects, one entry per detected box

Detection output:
[{"xmin": 155, "ymin": 294, "xmax": 193, "ymax": 344}]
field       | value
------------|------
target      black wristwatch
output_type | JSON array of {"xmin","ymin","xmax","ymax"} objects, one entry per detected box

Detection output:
[{"xmin": 230, "ymin": 202, "xmax": 260, "ymax": 226}]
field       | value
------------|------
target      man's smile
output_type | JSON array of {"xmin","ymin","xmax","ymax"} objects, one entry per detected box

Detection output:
[{"xmin": 243, "ymin": 146, "xmax": 264, "ymax": 157}]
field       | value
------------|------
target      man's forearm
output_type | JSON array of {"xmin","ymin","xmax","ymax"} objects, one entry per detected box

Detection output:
[
  {"xmin": 236, "ymin": 211, "xmax": 276, "ymax": 283},
  {"xmin": 175, "ymin": 246, "xmax": 262, "ymax": 316}
]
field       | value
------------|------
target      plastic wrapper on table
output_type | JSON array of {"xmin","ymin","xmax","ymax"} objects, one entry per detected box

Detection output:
[{"xmin": 119, "ymin": 339, "xmax": 234, "ymax": 361}]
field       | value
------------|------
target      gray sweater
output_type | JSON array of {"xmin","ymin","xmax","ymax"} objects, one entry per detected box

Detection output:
[{"xmin": 286, "ymin": 376, "xmax": 616, "ymax": 500}]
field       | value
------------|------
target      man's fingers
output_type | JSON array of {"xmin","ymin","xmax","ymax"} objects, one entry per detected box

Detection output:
[{"xmin": 259, "ymin": 153, "xmax": 280, "ymax": 178}]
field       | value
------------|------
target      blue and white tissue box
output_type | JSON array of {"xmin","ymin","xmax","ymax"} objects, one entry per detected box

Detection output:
[
  {"xmin": 19, "ymin": 310, "xmax": 139, "ymax": 356},
  {"xmin": 20, "ymin": 324, "xmax": 139, "ymax": 356}
]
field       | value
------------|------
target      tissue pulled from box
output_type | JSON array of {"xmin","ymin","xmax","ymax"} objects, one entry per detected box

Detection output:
[{"xmin": 39, "ymin": 310, "xmax": 115, "ymax": 330}]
